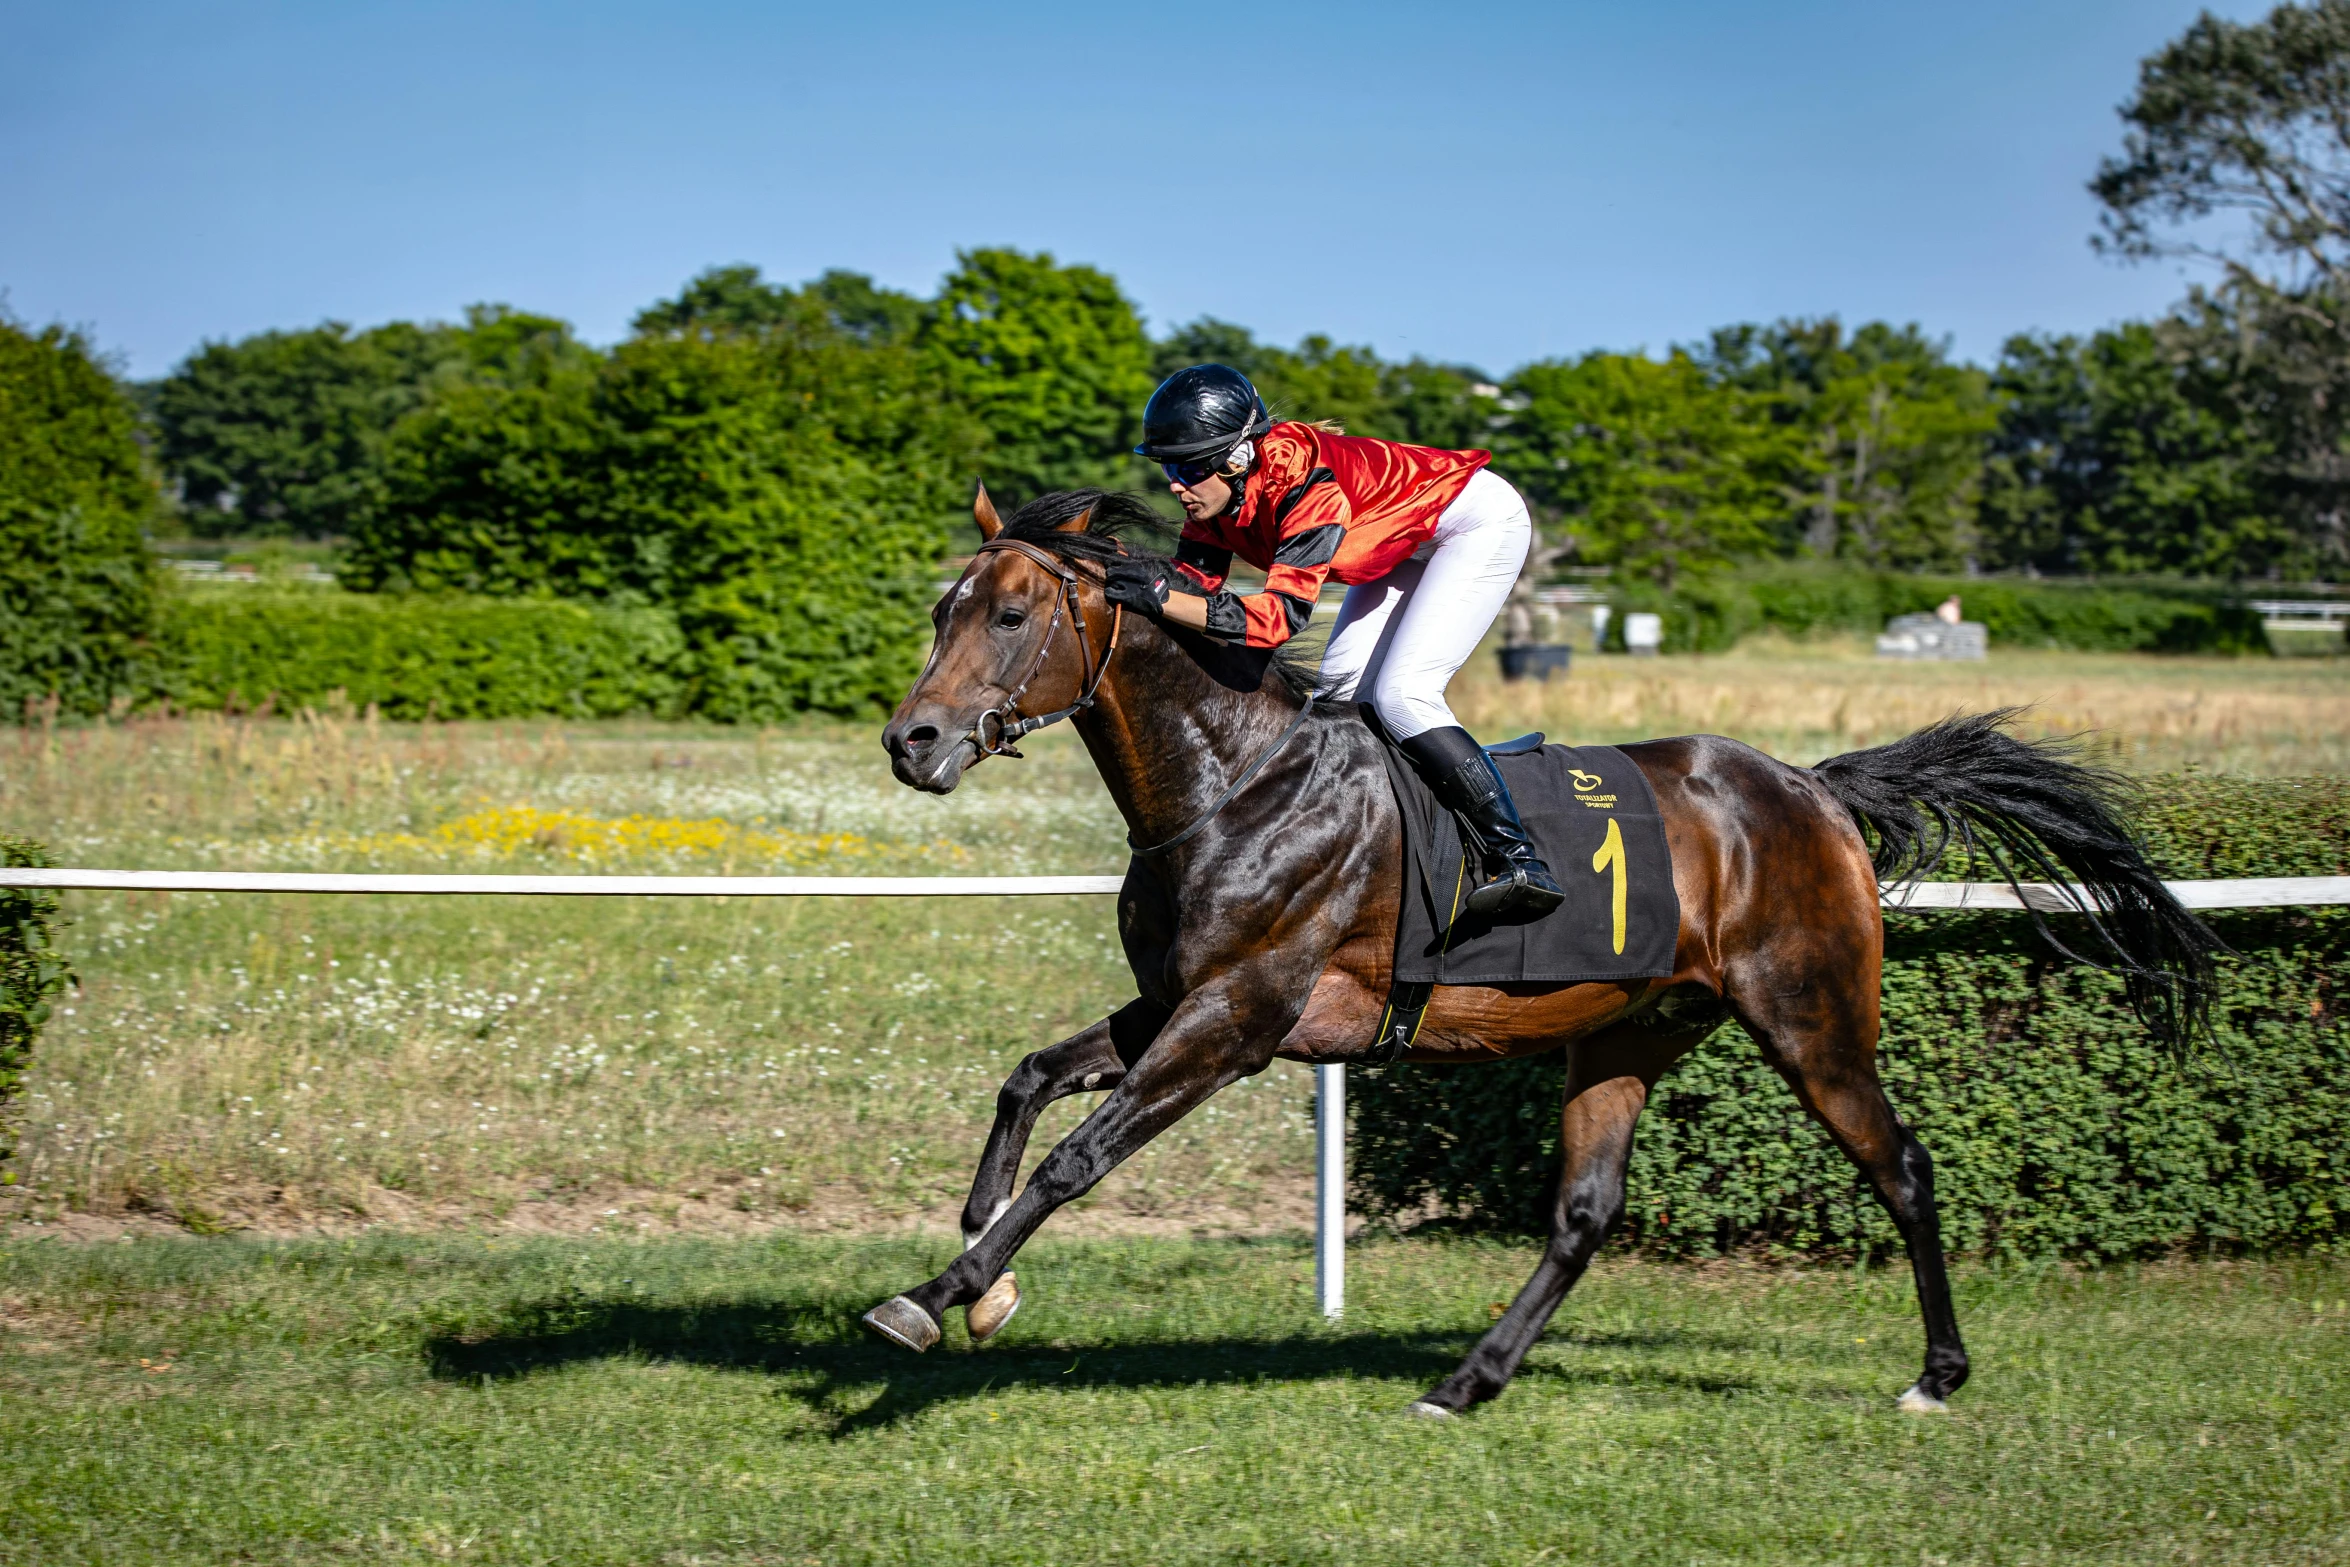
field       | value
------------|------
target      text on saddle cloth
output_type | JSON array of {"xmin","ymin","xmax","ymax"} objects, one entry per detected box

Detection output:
[{"xmin": 1376, "ymin": 737, "xmax": 1681, "ymax": 1007}]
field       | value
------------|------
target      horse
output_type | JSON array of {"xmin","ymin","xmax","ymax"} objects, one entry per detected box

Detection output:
[{"xmin": 865, "ymin": 487, "xmax": 2220, "ymax": 1418}]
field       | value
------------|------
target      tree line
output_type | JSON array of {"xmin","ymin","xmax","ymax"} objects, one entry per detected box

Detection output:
[
  {"xmin": 137, "ymin": 271, "xmax": 2348, "ymax": 593},
  {"xmin": 123, "ymin": 3, "xmax": 2350, "ymax": 594},
  {"xmin": 9, "ymin": 2, "xmax": 2350, "ymax": 716}
]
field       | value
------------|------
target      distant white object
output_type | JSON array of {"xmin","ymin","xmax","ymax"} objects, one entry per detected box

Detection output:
[
  {"xmin": 2252, "ymin": 600, "xmax": 2349, "ymax": 655},
  {"xmin": 1935, "ymin": 594, "xmax": 1964, "ymax": 625},
  {"xmin": 1624, "ymin": 612, "xmax": 1663, "ymax": 655},
  {"xmin": 2250, "ymin": 600, "xmax": 2350, "ymax": 621},
  {"xmin": 1878, "ymin": 612, "xmax": 1987, "ymax": 660},
  {"xmin": 166, "ymin": 559, "xmax": 335, "ymax": 586},
  {"xmin": 1589, "ymin": 604, "xmax": 1613, "ymax": 651}
]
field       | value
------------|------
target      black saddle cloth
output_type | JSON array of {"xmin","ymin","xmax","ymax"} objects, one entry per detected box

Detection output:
[{"xmin": 1375, "ymin": 734, "xmax": 1680, "ymax": 985}]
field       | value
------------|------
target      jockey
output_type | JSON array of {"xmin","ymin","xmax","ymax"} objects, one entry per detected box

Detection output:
[{"xmin": 1103, "ymin": 363, "xmax": 1565, "ymax": 917}]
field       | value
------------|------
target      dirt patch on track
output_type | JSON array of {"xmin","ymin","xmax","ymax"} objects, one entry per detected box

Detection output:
[{"xmin": 4, "ymin": 1171, "xmax": 1320, "ymax": 1243}]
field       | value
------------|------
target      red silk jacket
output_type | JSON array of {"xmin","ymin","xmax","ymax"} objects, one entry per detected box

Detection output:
[{"xmin": 1170, "ymin": 422, "xmax": 1491, "ymax": 648}]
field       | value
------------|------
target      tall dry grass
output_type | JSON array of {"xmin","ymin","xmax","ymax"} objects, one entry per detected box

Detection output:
[{"xmin": 1451, "ymin": 639, "xmax": 2350, "ymax": 774}]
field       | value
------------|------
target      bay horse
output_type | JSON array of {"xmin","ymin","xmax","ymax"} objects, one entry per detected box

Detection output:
[{"xmin": 867, "ymin": 488, "xmax": 2219, "ymax": 1418}]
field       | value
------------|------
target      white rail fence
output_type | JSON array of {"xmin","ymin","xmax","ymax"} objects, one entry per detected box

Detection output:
[{"xmin": 6, "ymin": 867, "xmax": 2345, "ymax": 1319}]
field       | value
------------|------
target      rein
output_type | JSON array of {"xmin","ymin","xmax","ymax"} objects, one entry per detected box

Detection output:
[
  {"xmin": 962, "ymin": 537, "xmax": 1124, "ymax": 760},
  {"xmin": 1128, "ymin": 695, "xmax": 1316, "ymax": 857}
]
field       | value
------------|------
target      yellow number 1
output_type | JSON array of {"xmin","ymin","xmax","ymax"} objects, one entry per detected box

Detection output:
[{"xmin": 1592, "ymin": 817, "xmax": 1627, "ymax": 954}]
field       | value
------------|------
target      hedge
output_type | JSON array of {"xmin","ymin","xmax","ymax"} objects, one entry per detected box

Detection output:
[
  {"xmin": 0, "ymin": 837, "xmax": 71, "ymax": 1176},
  {"xmin": 1606, "ymin": 563, "xmax": 2274, "ymax": 655},
  {"xmin": 159, "ymin": 589, "xmax": 689, "ymax": 721},
  {"xmin": 1352, "ymin": 775, "xmax": 2350, "ymax": 1259}
]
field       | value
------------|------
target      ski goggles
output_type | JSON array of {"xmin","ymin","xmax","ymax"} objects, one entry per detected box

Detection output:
[
  {"xmin": 1160, "ymin": 439, "xmax": 1253, "ymax": 488},
  {"xmin": 1160, "ymin": 457, "xmax": 1223, "ymax": 487}
]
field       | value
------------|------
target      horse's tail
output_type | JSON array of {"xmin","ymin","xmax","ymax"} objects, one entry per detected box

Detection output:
[{"xmin": 1811, "ymin": 708, "xmax": 2223, "ymax": 1049}]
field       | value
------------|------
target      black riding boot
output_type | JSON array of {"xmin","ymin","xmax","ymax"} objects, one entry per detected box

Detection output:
[{"xmin": 1398, "ymin": 726, "xmax": 1567, "ymax": 918}]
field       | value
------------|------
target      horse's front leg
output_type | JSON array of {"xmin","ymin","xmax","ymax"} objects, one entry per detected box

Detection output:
[
  {"xmin": 863, "ymin": 980, "xmax": 1289, "ymax": 1350},
  {"xmin": 958, "ymin": 1001, "xmax": 1167, "ymax": 1249}
]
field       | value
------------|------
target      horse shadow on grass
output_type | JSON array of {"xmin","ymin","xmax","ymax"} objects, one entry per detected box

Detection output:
[{"xmin": 421, "ymin": 1291, "xmax": 1763, "ymax": 1437}]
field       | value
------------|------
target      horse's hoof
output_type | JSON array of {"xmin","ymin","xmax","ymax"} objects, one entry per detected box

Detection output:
[
  {"xmin": 1404, "ymin": 1400, "xmax": 1456, "ymax": 1421},
  {"xmin": 1896, "ymin": 1382, "xmax": 1949, "ymax": 1414},
  {"xmin": 862, "ymin": 1296, "xmax": 940, "ymax": 1353},
  {"xmin": 968, "ymin": 1271, "xmax": 1021, "ymax": 1344}
]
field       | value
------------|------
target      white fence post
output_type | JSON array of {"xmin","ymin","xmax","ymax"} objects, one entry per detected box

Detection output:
[{"xmin": 1316, "ymin": 1061, "xmax": 1345, "ymax": 1320}]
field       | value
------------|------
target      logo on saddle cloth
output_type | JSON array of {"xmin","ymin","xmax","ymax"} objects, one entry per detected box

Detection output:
[{"xmin": 1569, "ymin": 767, "xmax": 1618, "ymax": 809}]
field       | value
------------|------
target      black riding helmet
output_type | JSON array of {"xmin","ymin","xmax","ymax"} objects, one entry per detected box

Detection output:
[{"xmin": 1133, "ymin": 364, "xmax": 1273, "ymax": 465}]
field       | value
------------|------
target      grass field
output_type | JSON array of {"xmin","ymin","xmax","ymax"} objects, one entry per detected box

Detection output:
[
  {"xmin": 3, "ymin": 644, "xmax": 2347, "ymax": 1562},
  {"xmin": 2, "ymin": 643, "xmax": 2344, "ymax": 1235},
  {"xmin": 2, "ymin": 1232, "xmax": 2345, "ymax": 1565}
]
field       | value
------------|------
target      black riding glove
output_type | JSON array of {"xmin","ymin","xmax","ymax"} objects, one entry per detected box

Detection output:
[{"xmin": 1103, "ymin": 558, "xmax": 1173, "ymax": 617}]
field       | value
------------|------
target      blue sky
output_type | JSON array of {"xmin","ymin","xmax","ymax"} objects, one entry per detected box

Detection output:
[{"xmin": 2, "ymin": 0, "xmax": 2262, "ymax": 379}]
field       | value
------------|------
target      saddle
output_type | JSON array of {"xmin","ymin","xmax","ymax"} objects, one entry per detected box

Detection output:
[{"xmin": 1370, "ymin": 726, "xmax": 1681, "ymax": 1060}]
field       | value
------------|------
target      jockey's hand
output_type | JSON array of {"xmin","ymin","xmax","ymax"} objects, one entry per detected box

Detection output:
[{"xmin": 1102, "ymin": 558, "xmax": 1173, "ymax": 617}]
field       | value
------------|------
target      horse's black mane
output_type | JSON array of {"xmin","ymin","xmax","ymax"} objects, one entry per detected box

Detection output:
[
  {"xmin": 1000, "ymin": 489, "xmax": 1172, "ymax": 561},
  {"xmin": 998, "ymin": 489, "xmax": 1316, "ymax": 704}
]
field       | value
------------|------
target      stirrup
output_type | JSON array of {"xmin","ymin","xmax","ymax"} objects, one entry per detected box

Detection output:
[{"xmin": 1465, "ymin": 862, "xmax": 1565, "ymax": 917}]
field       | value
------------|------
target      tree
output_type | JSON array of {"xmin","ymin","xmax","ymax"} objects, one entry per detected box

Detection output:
[
  {"xmin": 2093, "ymin": 0, "xmax": 2350, "ymax": 287},
  {"xmin": 1153, "ymin": 317, "xmax": 1275, "ymax": 385},
  {"xmin": 0, "ymin": 317, "xmax": 160, "ymax": 714},
  {"xmin": 633, "ymin": 265, "xmax": 922, "ymax": 346},
  {"xmin": 153, "ymin": 321, "xmax": 451, "ymax": 537},
  {"xmin": 1376, "ymin": 357, "xmax": 1503, "ymax": 452},
  {"xmin": 920, "ymin": 248, "xmax": 1154, "ymax": 506},
  {"xmin": 1498, "ymin": 351, "xmax": 1778, "ymax": 591},
  {"xmin": 1254, "ymin": 334, "xmax": 1393, "ymax": 432},
  {"xmin": 1700, "ymin": 319, "xmax": 1996, "ymax": 571},
  {"xmin": 2094, "ymin": 0, "xmax": 2350, "ymax": 574},
  {"xmin": 1982, "ymin": 326, "xmax": 2284, "ymax": 577},
  {"xmin": 633, "ymin": 265, "xmax": 802, "ymax": 339},
  {"xmin": 343, "ymin": 322, "xmax": 972, "ymax": 717},
  {"xmin": 1154, "ymin": 318, "xmax": 1498, "ymax": 450},
  {"xmin": 150, "ymin": 307, "xmax": 588, "ymax": 539}
]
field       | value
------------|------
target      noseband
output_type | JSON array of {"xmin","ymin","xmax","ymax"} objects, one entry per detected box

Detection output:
[{"xmin": 961, "ymin": 537, "xmax": 1124, "ymax": 759}]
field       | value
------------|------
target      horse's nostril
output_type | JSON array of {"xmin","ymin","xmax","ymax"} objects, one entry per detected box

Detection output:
[{"xmin": 905, "ymin": 723, "xmax": 940, "ymax": 749}]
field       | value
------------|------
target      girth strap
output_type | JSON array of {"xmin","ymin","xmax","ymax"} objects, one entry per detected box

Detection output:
[{"xmin": 1370, "ymin": 979, "xmax": 1433, "ymax": 1069}]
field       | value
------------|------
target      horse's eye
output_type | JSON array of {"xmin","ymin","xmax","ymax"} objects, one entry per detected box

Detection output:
[{"xmin": 997, "ymin": 609, "xmax": 1027, "ymax": 629}]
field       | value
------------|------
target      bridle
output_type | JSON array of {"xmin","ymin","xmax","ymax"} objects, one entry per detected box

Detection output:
[
  {"xmin": 950, "ymin": 533, "xmax": 1318, "ymax": 859},
  {"xmin": 960, "ymin": 537, "xmax": 1124, "ymax": 760}
]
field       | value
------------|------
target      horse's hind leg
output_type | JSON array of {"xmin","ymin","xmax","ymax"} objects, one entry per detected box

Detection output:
[
  {"xmin": 1410, "ymin": 1021, "xmax": 1695, "ymax": 1417},
  {"xmin": 1734, "ymin": 979, "xmax": 1970, "ymax": 1409}
]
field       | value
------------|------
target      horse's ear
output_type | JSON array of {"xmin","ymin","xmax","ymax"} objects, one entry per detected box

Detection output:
[
  {"xmin": 1057, "ymin": 502, "xmax": 1096, "ymax": 533},
  {"xmin": 973, "ymin": 484, "xmax": 1004, "ymax": 542}
]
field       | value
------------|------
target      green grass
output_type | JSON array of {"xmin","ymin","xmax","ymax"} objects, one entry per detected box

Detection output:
[
  {"xmin": 2, "ymin": 889, "xmax": 1314, "ymax": 1232},
  {"xmin": 2, "ymin": 1233, "xmax": 2345, "ymax": 1564},
  {"xmin": 0, "ymin": 711, "xmax": 1313, "ymax": 1231},
  {"xmin": 4, "ymin": 652, "xmax": 2348, "ymax": 1560}
]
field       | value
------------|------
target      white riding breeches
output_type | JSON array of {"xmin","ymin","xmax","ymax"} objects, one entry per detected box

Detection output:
[{"xmin": 1314, "ymin": 466, "xmax": 1530, "ymax": 740}]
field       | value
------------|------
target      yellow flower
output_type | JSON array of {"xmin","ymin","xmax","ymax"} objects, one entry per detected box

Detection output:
[{"xmin": 326, "ymin": 804, "xmax": 964, "ymax": 868}]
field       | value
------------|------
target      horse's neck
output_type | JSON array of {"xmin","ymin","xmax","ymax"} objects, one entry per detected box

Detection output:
[{"xmin": 1074, "ymin": 618, "xmax": 1306, "ymax": 847}]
